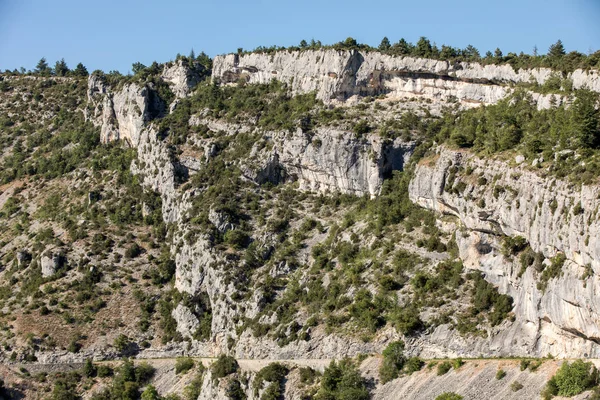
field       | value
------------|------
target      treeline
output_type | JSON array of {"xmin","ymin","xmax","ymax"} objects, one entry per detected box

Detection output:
[
  {"xmin": 240, "ymin": 37, "xmax": 600, "ymax": 72},
  {"xmin": 3, "ymin": 57, "xmax": 89, "ymax": 77},
  {"xmin": 2, "ymin": 48, "xmax": 213, "ymax": 80}
]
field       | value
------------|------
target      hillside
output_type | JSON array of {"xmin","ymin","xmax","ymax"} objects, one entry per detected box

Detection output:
[{"xmin": 0, "ymin": 44, "xmax": 600, "ymax": 399}]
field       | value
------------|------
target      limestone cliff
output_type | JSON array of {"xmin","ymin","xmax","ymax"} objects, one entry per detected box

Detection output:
[
  {"xmin": 213, "ymin": 50, "xmax": 600, "ymax": 107},
  {"xmin": 239, "ymin": 127, "xmax": 414, "ymax": 197},
  {"xmin": 409, "ymin": 147, "xmax": 600, "ymax": 357}
]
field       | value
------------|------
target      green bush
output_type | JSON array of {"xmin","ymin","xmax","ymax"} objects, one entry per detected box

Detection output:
[
  {"xmin": 299, "ymin": 367, "xmax": 318, "ymax": 385},
  {"xmin": 404, "ymin": 357, "xmax": 424, "ymax": 374},
  {"xmin": 435, "ymin": 393, "xmax": 463, "ymax": 400},
  {"xmin": 379, "ymin": 341, "xmax": 405, "ymax": 383},
  {"xmin": 391, "ymin": 306, "xmax": 424, "ymax": 336},
  {"xmin": 511, "ymin": 381, "xmax": 523, "ymax": 392},
  {"xmin": 141, "ymin": 385, "xmax": 161, "ymax": 400},
  {"xmin": 113, "ymin": 334, "xmax": 131, "ymax": 353},
  {"xmin": 124, "ymin": 242, "xmax": 143, "ymax": 259},
  {"xmin": 254, "ymin": 363, "xmax": 289, "ymax": 396},
  {"xmin": 260, "ymin": 382, "xmax": 282, "ymax": 400},
  {"xmin": 175, "ymin": 357, "xmax": 195, "ymax": 375},
  {"xmin": 315, "ymin": 359, "xmax": 369, "ymax": 400},
  {"xmin": 224, "ymin": 229, "xmax": 250, "ymax": 249},
  {"xmin": 452, "ymin": 358, "xmax": 464, "ymax": 369},
  {"xmin": 97, "ymin": 364, "xmax": 113, "ymax": 377},
  {"xmin": 211, "ymin": 354, "xmax": 239, "ymax": 379},
  {"xmin": 546, "ymin": 360, "xmax": 599, "ymax": 397},
  {"xmin": 183, "ymin": 369, "xmax": 205, "ymax": 400},
  {"xmin": 437, "ymin": 361, "xmax": 452, "ymax": 376},
  {"xmin": 495, "ymin": 369, "xmax": 506, "ymax": 380},
  {"xmin": 226, "ymin": 378, "xmax": 246, "ymax": 400},
  {"xmin": 502, "ymin": 236, "xmax": 528, "ymax": 257},
  {"xmin": 83, "ymin": 358, "xmax": 96, "ymax": 377}
]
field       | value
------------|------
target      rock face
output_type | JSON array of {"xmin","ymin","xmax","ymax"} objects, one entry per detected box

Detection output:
[
  {"xmin": 87, "ymin": 74, "xmax": 164, "ymax": 144},
  {"xmin": 16, "ymin": 250, "xmax": 31, "ymax": 267},
  {"xmin": 213, "ymin": 50, "xmax": 600, "ymax": 106},
  {"xmin": 409, "ymin": 146, "xmax": 600, "ymax": 357},
  {"xmin": 161, "ymin": 59, "xmax": 206, "ymax": 98},
  {"xmin": 242, "ymin": 127, "xmax": 414, "ymax": 196},
  {"xmin": 84, "ymin": 56, "xmax": 600, "ymax": 363},
  {"xmin": 40, "ymin": 251, "xmax": 64, "ymax": 277},
  {"xmin": 172, "ymin": 304, "xmax": 200, "ymax": 338}
]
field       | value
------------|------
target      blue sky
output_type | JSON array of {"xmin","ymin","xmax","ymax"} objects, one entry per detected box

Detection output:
[{"xmin": 1, "ymin": 0, "xmax": 599, "ymax": 74}]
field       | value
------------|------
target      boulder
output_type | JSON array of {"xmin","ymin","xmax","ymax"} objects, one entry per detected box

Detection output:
[{"xmin": 41, "ymin": 251, "xmax": 65, "ymax": 278}]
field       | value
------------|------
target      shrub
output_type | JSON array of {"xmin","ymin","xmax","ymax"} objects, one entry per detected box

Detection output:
[
  {"xmin": 379, "ymin": 341, "xmax": 405, "ymax": 383},
  {"xmin": 211, "ymin": 354, "xmax": 239, "ymax": 379},
  {"xmin": 224, "ymin": 229, "xmax": 250, "ymax": 249},
  {"xmin": 260, "ymin": 382, "xmax": 282, "ymax": 400},
  {"xmin": 435, "ymin": 393, "xmax": 463, "ymax": 400},
  {"xmin": 253, "ymin": 362, "xmax": 289, "ymax": 396},
  {"xmin": 353, "ymin": 120, "xmax": 371, "ymax": 136},
  {"xmin": 96, "ymin": 364, "xmax": 113, "ymax": 377},
  {"xmin": 183, "ymin": 369, "xmax": 205, "ymax": 400},
  {"xmin": 113, "ymin": 334, "xmax": 131, "ymax": 353},
  {"xmin": 496, "ymin": 369, "xmax": 506, "ymax": 380},
  {"xmin": 135, "ymin": 362, "xmax": 156, "ymax": 384},
  {"xmin": 511, "ymin": 381, "xmax": 524, "ymax": 392},
  {"xmin": 225, "ymin": 379, "xmax": 246, "ymax": 400},
  {"xmin": 392, "ymin": 307, "xmax": 424, "ymax": 336},
  {"xmin": 175, "ymin": 357, "xmax": 195, "ymax": 375},
  {"xmin": 452, "ymin": 358, "xmax": 464, "ymax": 369},
  {"xmin": 502, "ymin": 236, "xmax": 528, "ymax": 257},
  {"xmin": 141, "ymin": 385, "xmax": 161, "ymax": 400},
  {"xmin": 437, "ymin": 361, "xmax": 452, "ymax": 376},
  {"xmin": 404, "ymin": 357, "xmax": 424, "ymax": 374},
  {"xmin": 83, "ymin": 358, "xmax": 96, "ymax": 377},
  {"xmin": 316, "ymin": 359, "xmax": 369, "ymax": 400},
  {"xmin": 299, "ymin": 367, "xmax": 318, "ymax": 384},
  {"xmin": 547, "ymin": 360, "xmax": 599, "ymax": 397}
]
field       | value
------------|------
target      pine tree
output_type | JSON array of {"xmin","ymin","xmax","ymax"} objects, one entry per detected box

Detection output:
[
  {"xmin": 573, "ymin": 90, "xmax": 600, "ymax": 148},
  {"xmin": 378, "ymin": 36, "xmax": 391, "ymax": 51},
  {"xmin": 189, "ymin": 48, "xmax": 196, "ymax": 60},
  {"xmin": 415, "ymin": 37, "xmax": 432, "ymax": 57},
  {"xmin": 73, "ymin": 62, "xmax": 88, "ymax": 76},
  {"xmin": 464, "ymin": 45, "xmax": 481, "ymax": 61},
  {"xmin": 548, "ymin": 40, "xmax": 566, "ymax": 58},
  {"xmin": 494, "ymin": 48, "xmax": 503, "ymax": 58},
  {"xmin": 54, "ymin": 58, "xmax": 69, "ymax": 76},
  {"xmin": 35, "ymin": 57, "xmax": 51, "ymax": 75},
  {"xmin": 132, "ymin": 62, "xmax": 146, "ymax": 75},
  {"xmin": 393, "ymin": 38, "xmax": 412, "ymax": 55},
  {"xmin": 300, "ymin": 39, "xmax": 308, "ymax": 48}
]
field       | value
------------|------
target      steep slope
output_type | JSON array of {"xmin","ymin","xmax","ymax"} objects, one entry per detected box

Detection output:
[
  {"xmin": 1, "ymin": 48, "xmax": 600, "ymax": 399},
  {"xmin": 409, "ymin": 146, "xmax": 600, "ymax": 358}
]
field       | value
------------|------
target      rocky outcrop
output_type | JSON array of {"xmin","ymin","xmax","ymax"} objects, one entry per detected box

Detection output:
[
  {"xmin": 161, "ymin": 59, "xmax": 206, "ymax": 98},
  {"xmin": 213, "ymin": 50, "xmax": 600, "ymax": 107},
  {"xmin": 242, "ymin": 127, "xmax": 414, "ymax": 196},
  {"xmin": 40, "ymin": 250, "xmax": 65, "ymax": 277},
  {"xmin": 409, "ymin": 147, "xmax": 600, "ymax": 268},
  {"xmin": 409, "ymin": 146, "xmax": 600, "ymax": 357},
  {"xmin": 87, "ymin": 74, "xmax": 165, "ymax": 144},
  {"xmin": 172, "ymin": 304, "xmax": 200, "ymax": 338},
  {"xmin": 16, "ymin": 250, "xmax": 31, "ymax": 267}
]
